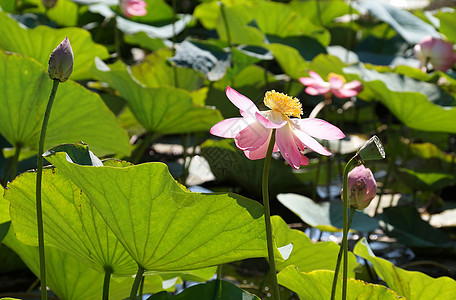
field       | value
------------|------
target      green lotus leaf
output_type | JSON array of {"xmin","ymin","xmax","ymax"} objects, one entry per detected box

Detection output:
[
  {"xmin": 0, "ymin": 185, "xmax": 10, "ymax": 224},
  {"xmin": 3, "ymin": 228, "xmax": 176, "ymax": 300},
  {"xmin": 272, "ymin": 216, "xmax": 358, "ymax": 277},
  {"xmin": 277, "ymin": 193, "xmax": 379, "ymax": 233},
  {"xmin": 0, "ymin": 12, "xmax": 109, "ymax": 80},
  {"xmin": 6, "ymin": 167, "xmax": 138, "ymax": 276},
  {"xmin": 93, "ymin": 58, "xmax": 223, "ymax": 135},
  {"xmin": 354, "ymin": 238, "xmax": 456, "ymax": 299},
  {"xmin": 45, "ymin": 151, "xmax": 267, "ymax": 271},
  {"xmin": 278, "ymin": 267, "xmax": 401, "ymax": 300},
  {"xmin": 147, "ymin": 279, "xmax": 260, "ymax": 300},
  {"xmin": 0, "ymin": 51, "xmax": 130, "ymax": 157}
]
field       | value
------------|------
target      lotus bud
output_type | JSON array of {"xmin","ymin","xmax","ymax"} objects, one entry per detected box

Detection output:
[
  {"xmin": 414, "ymin": 36, "xmax": 456, "ymax": 72},
  {"xmin": 358, "ymin": 135, "xmax": 385, "ymax": 161},
  {"xmin": 347, "ymin": 165, "xmax": 377, "ymax": 210},
  {"xmin": 42, "ymin": 0, "xmax": 58, "ymax": 9},
  {"xmin": 48, "ymin": 37, "xmax": 73, "ymax": 82}
]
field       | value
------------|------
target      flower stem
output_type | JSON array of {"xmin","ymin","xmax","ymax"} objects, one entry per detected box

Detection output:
[
  {"xmin": 36, "ymin": 79, "xmax": 60, "ymax": 300},
  {"xmin": 341, "ymin": 156, "xmax": 357, "ymax": 300},
  {"xmin": 102, "ymin": 268, "xmax": 112, "ymax": 300},
  {"xmin": 262, "ymin": 129, "xmax": 280, "ymax": 300},
  {"xmin": 130, "ymin": 264, "xmax": 145, "ymax": 300},
  {"xmin": 330, "ymin": 206, "xmax": 356, "ymax": 300}
]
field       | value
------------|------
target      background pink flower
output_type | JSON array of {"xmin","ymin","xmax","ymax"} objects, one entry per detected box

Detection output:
[
  {"xmin": 210, "ymin": 87, "xmax": 345, "ymax": 169},
  {"xmin": 121, "ymin": 0, "xmax": 147, "ymax": 18},
  {"xmin": 299, "ymin": 71, "xmax": 363, "ymax": 99},
  {"xmin": 414, "ymin": 36, "xmax": 456, "ymax": 72},
  {"xmin": 346, "ymin": 165, "xmax": 377, "ymax": 210}
]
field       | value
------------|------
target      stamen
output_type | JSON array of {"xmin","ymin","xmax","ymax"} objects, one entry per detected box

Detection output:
[
  {"xmin": 328, "ymin": 73, "xmax": 346, "ymax": 84},
  {"xmin": 264, "ymin": 90, "xmax": 302, "ymax": 118}
]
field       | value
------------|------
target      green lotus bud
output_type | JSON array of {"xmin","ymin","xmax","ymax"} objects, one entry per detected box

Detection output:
[
  {"xmin": 357, "ymin": 135, "xmax": 385, "ymax": 161},
  {"xmin": 42, "ymin": 0, "xmax": 58, "ymax": 9},
  {"xmin": 48, "ymin": 37, "xmax": 73, "ymax": 82}
]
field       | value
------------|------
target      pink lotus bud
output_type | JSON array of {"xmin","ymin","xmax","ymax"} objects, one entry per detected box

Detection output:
[
  {"xmin": 42, "ymin": 0, "xmax": 58, "ymax": 9},
  {"xmin": 347, "ymin": 165, "xmax": 377, "ymax": 210},
  {"xmin": 121, "ymin": 0, "xmax": 147, "ymax": 18},
  {"xmin": 48, "ymin": 37, "xmax": 73, "ymax": 82},
  {"xmin": 414, "ymin": 36, "xmax": 456, "ymax": 72}
]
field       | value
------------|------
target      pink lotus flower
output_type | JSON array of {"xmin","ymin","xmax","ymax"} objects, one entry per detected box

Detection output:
[
  {"xmin": 121, "ymin": 0, "xmax": 147, "ymax": 18},
  {"xmin": 414, "ymin": 36, "xmax": 456, "ymax": 72},
  {"xmin": 299, "ymin": 71, "xmax": 363, "ymax": 99},
  {"xmin": 210, "ymin": 87, "xmax": 345, "ymax": 169},
  {"xmin": 347, "ymin": 165, "xmax": 377, "ymax": 210}
]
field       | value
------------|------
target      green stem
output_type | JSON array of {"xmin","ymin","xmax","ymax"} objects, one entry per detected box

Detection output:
[
  {"xmin": 102, "ymin": 268, "xmax": 112, "ymax": 300},
  {"xmin": 36, "ymin": 79, "xmax": 60, "ymax": 300},
  {"xmin": 341, "ymin": 157, "xmax": 357, "ymax": 300},
  {"xmin": 220, "ymin": 2, "xmax": 232, "ymax": 48},
  {"xmin": 216, "ymin": 265, "xmax": 222, "ymax": 280},
  {"xmin": 10, "ymin": 144, "xmax": 22, "ymax": 181},
  {"xmin": 131, "ymin": 132, "xmax": 161, "ymax": 164},
  {"xmin": 130, "ymin": 265, "xmax": 145, "ymax": 300},
  {"xmin": 171, "ymin": 0, "xmax": 179, "ymax": 87},
  {"xmin": 330, "ymin": 206, "xmax": 356, "ymax": 300},
  {"xmin": 315, "ymin": 0, "xmax": 323, "ymax": 26},
  {"xmin": 138, "ymin": 276, "xmax": 145, "ymax": 298},
  {"xmin": 262, "ymin": 129, "xmax": 280, "ymax": 300}
]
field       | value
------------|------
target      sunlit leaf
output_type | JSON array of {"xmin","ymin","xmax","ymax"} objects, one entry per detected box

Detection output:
[
  {"xmin": 7, "ymin": 167, "xmax": 138, "ymax": 276},
  {"xmin": 272, "ymin": 216, "xmax": 358, "ymax": 277},
  {"xmin": 0, "ymin": 51, "xmax": 131, "ymax": 157},
  {"xmin": 352, "ymin": 1, "xmax": 439, "ymax": 44},
  {"xmin": 22, "ymin": 0, "xmax": 78, "ymax": 27},
  {"xmin": 46, "ymin": 151, "xmax": 268, "ymax": 271},
  {"xmin": 435, "ymin": 10, "xmax": 456, "ymax": 43},
  {"xmin": 344, "ymin": 63, "xmax": 456, "ymax": 133},
  {"xmin": 0, "ymin": 12, "xmax": 109, "ymax": 80},
  {"xmin": 290, "ymin": 0, "xmax": 353, "ymax": 27},
  {"xmin": 131, "ymin": 48, "xmax": 204, "ymax": 90},
  {"xmin": 0, "ymin": 185, "xmax": 10, "ymax": 224},
  {"xmin": 169, "ymin": 40, "xmax": 230, "ymax": 81},
  {"xmin": 277, "ymin": 193, "xmax": 379, "ymax": 232},
  {"xmin": 3, "ymin": 229, "xmax": 176, "ymax": 300},
  {"xmin": 278, "ymin": 267, "xmax": 401, "ymax": 300},
  {"xmin": 93, "ymin": 58, "xmax": 223, "ymax": 134},
  {"xmin": 354, "ymin": 238, "xmax": 456, "ymax": 299},
  {"xmin": 147, "ymin": 279, "xmax": 260, "ymax": 300}
]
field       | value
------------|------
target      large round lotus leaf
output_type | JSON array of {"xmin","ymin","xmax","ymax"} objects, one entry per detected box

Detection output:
[
  {"xmin": 0, "ymin": 51, "xmax": 130, "ymax": 157},
  {"xmin": 93, "ymin": 58, "xmax": 223, "ymax": 135},
  {"xmin": 6, "ymin": 168, "xmax": 137, "ymax": 276},
  {"xmin": 272, "ymin": 216, "xmax": 358, "ymax": 277},
  {"xmin": 0, "ymin": 12, "xmax": 109, "ymax": 80},
  {"xmin": 354, "ymin": 238, "xmax": 456, "ymax": 300},
  {"xmin": 278, "ymin": 267, "xmax": 401, "ymax": 300},
  {"xmin": 46, "ymin": 152, "xmax": 267, "ymax": 271},
  {"xmin": 3, "ymin": 228, "xmax": 176, "ymax": 300}
]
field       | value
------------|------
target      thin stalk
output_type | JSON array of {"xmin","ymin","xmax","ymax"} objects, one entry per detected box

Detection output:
[
  {"xmin": 308, "ymin": 100, "xmax": 326, "ymax": 119},
  {"xmin": 171, "ymin": 0, "xmax": 179, "ymax": 87},
  {"xmin": 26, "ymin": 277, "xmax": 40, "ymax": 293},
  {"xmin": 102, "ymin": 269, "xmax": 112, "ymax": 300},
  {"xmin": 217, "ymin": 265, "xmax": 222, "ymax": 280},
  {"xmin": 220, "ymin": 2, "xmax": 232, "ymax": 48},
  {"xmin": 341, "ymin": 157, "xmax": 357, "ymax": 300},
  {"xmin": 36, "ymin": 79, "xmax": 60, "ymax": 300},
  {"xmin": 262, "ymin": 129, "xmax": 280, "ymax": 300},
  {"xmin": 131, "ymin": 132, "xmax": 161, "ymax": 164},
  {"xmin": 330, "ymin": 206, "xmax": 356, "ymax": 300},
  {"xmin": 315, "ymin": 0, "xmax": 323, "ymax": 26},
  {"xmin": 1, "ymin": 156, "xmax": 12, "ymax": 186},
  {"xmin": 138, "ymin": 276, "xmax": 145, "ymax": 298},
  {"xmin": 10, "ymin": 144, "xmax": 22, "ymax": 181},
  {"xmin": 129, "ymin": 265, "xmax": 145, "ymax": 300}
]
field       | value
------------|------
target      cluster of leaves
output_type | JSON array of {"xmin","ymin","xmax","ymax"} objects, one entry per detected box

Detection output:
[{"xmin": 0, "ymin": 0, "xmax": 456, "ymax": 299}]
